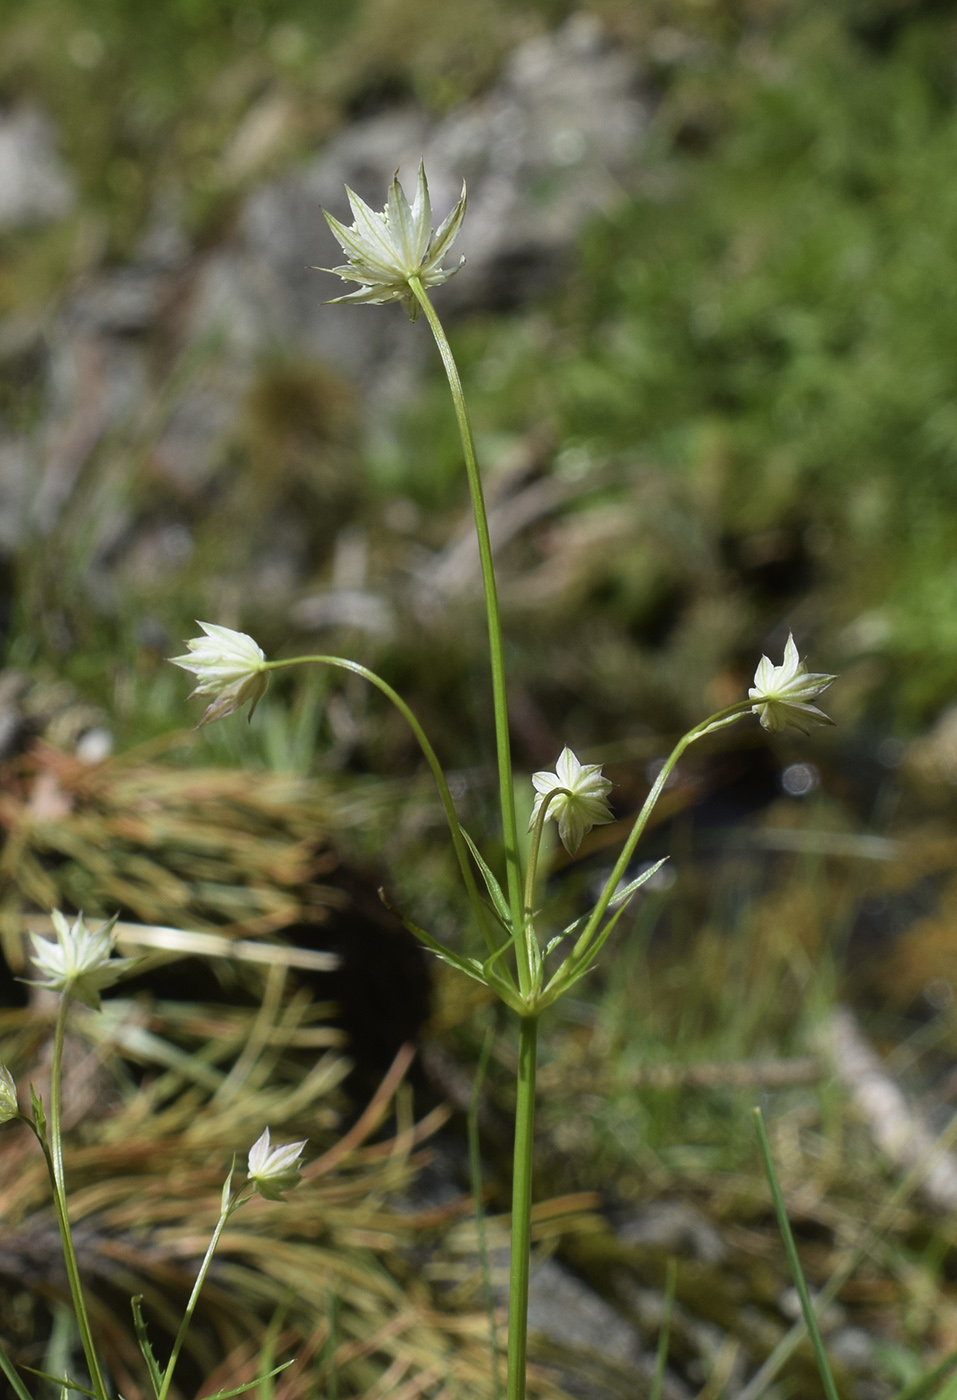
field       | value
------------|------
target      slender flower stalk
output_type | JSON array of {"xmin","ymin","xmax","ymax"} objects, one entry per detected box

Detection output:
[
  {"xmin": 408, "ymin": 276, "xmax": 527, "ymax": 982},
  {"xmin": 48, "ymin": 991, "xmax": 111, "ymax": 1400},
  {"xmin": 156, "ymin": 1169, "xmax": 239, "ymax": 1400}
]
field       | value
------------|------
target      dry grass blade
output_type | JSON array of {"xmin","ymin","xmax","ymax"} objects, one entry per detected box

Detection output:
[{"xmin": 0, "ymin": 745, "xmax": 357, "ymax": 973}]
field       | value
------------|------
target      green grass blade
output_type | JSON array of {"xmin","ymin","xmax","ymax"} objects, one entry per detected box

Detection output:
[
  {"xmin": 20, "ymin": 1367, "xmax": 94, "ymax": 1398},
  {"xmin": 0, "ymin": 1343, "xmax": 35, "ymax": 1400},
  {"xmin": 889, "ymin": 1348, "xmax": 957, "ymax": 1400},
  {"xmin": 753, "ymin": 1108, "xmax": 840, "ymax": 1400},
  {"xmin": 649, "ymin": 1258, "xmax": 677, "ymax": 1400},
  {"xmin": 256, "ymin": 1295, "xmax": 292, "ymax": 1400},
  {"xmin": 927, "ymin": 1362, "xmax": 957, "ymax": 1400}
]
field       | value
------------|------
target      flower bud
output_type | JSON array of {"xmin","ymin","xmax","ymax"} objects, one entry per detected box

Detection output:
[{"xmin": 0, "ymin": 1065, "xmax": 18, "ymax": 1123}]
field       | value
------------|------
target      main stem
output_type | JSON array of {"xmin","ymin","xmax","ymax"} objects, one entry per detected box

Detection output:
[
  {"xmin": 506, "ymin": 1016, "xmax": 538, "ymax": 1400},
  {"xmin": 409, "ymin": 279, "xmax": 527, "ymax": 990},
  {"xmin": 49, "ymin": 995, "xmax": 110, "ymax": 1400}
]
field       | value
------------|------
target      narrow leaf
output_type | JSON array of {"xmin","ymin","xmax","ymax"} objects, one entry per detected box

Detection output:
[
  {"xmin": 753, "ymin": 1109, "xmax": 841, "ymax": 1400},
  {"xmin": 20, "ymin": 1367, "xmax": 95, "ymax": 1399},
  {"xmin": 131, "ymin": 1296, "xmax": 163, "ymax": 1397},
  {"xmin": 889, "ymin": 1349, "xmax": 957, "ymax": 1400},
  {"xmin": 609, "ymin": 859, "xmax": 669, "ymax": 907},
  {"xmin": 29, "ymin": 1084, "xmax": 46, "ymax": 1139},
  {"xmin": 0, "ymin": 1344, "xmax": 38, "ymax": 1400},
  {"xmin": 202, "ymin": 1360, "xmax": 294, "ymax": 1400},
  {"xmin": 649, "ymin": 1259, "xmax": 677, "ymax": 1400},
  {"xmin": 378, "ymin": 891, "xmax": 486, "ymax": 981},
  {"xmin": 460, "ymin": 829, "xmax": 512, "ymax": 929}
]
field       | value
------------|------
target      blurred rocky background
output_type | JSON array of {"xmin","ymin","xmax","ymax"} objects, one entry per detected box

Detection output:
[{"xmin": 6, "ymin": 1, "xmax": 957, "ymax": 1395}]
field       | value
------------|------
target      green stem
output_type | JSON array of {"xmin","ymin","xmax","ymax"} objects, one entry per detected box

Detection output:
[
  {"xmin": 753, "ymin": 1109, "xmax": 841, "ymax": 1400},
  {"xmin": 157, "ymin": 1187, "xmax": 241, "ymax": 1400},
  {"xmin": 521, "ymin": 787, "xmax": 573, "ymax": 995},
  {"xmin": 48, "ymin": 994, "xmax": 110, "ymax": 1400},
  {"xmin": 469, "ymin": 1028, "xmax": 502, "ymax": 1400},
  {"xmin": 576, "ymin": 706, "xmax": 748, "ymax": 957},
  {"xmin": 506, "ymin": 1016, "xmax": 538, "ymax": 1400},
  {"xmin": 266, "ymin": 654, "xmax": 495, "ymax": 952},
  {"xmin": 408, "ymin": 277, "xmax": 527, "ymax": 989},
  {"xmin": 522, "ymin": 789, "xmax": 570, "ymax": 925}
]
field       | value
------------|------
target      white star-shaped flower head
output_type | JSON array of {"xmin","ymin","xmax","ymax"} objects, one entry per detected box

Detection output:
[
  {"xmin": 530, "ymin": 746, "xmax": 614, "ymax": 856},
  {"xmin": 247, "ymin": 1127, "xmax": 307, "ymax": 1201},
  {"xmin": 170, "ymin": 622, "xmax": 269, "ymax": 727},
  {"xmin": 319, "ymin": 163, "xmax": 466, "ymax": 321},
  {"xmin": 28, "ymin": 910, "xmax": 136, "ymax": 1010},
  {"xmin": 748, "ymin": 633, "xmax": 836, "ymax": 733},
  {"xmin": 0, "ymin": 1065, "xmax": 18, "ymax": 1123}
]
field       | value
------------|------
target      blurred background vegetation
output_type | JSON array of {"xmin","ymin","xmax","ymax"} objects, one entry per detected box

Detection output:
[{"xmin": 5, "ymin": 0, "xmax": 957, "ymax": 1395}]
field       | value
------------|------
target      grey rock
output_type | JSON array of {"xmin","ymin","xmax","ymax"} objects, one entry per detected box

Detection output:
[
  {"xmin": 68, "ymin": 268, "xmax": 169, "ymax": 337},
  {"xmin": 828, "ymin": 1327, "xmax": 877, "ymax": 1375},
  {"xmin": 188, "ymin": 14, "xmax": 647, "ymax": 402},
  {"xmin": 0, "ymin": 108, "xmax": 75, "ymax": 230},
  {"xmin": 617, "ymin": 1200, "xmax": 729, "ymax": 1267},
  {"xmin": 526, "ymin": 1256, "xmax": 646, "ymax": 1367}
]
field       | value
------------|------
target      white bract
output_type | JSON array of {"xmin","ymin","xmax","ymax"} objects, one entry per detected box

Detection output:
[
  {"xmin": 0, "ymin": 1065, "xmax": 17, "ymax": 1123},
  {"xmin": 29, "ymin": 910, "xmax": 135, "ymax": 1010},
  {"xmin": 530, "ymin": 747, "xmax": 614, "ymax": 856},
  {"xmin": 321, "ymin": 163, "xmax": 466, "ymax": 320},
  {"xmin": 171, "ymin": 622, "xmax": 269, "ymax": 726},
  {"xmin": 749, "ymin": 633, "xmax": 835, "ymax": 733},
  {"xmin": 247, "ymin": 1127, "xmax": 307, "ymax": 1201}
]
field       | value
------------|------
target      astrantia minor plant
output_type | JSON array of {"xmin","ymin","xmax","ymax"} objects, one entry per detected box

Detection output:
[
  {"xmin": 0, "ymin": 914, "xmax": 299, "ymax": 1400},
  {"xmin": 172, "ymin": 165, "xmax": 836, "ymax": 1400}
]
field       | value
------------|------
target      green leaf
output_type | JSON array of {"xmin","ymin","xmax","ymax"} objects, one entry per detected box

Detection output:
[
  {"xmin": 542, "ymin": 864, "xmax": 668, "ymax": 967},
  {"xmin": 753, "ymin": 1108, "xmax": 841, "ymax": 1400},
  {"xmin": 379, "ymin": 890, "xmax": 491, "ymax": 984},
  {"xmin": 29, "ymin": 1084, "xmax": 46, "ymax": 1139},
  {"xmin": 131, "ymin": 1296, "xmax": 163, "ymax": 1398},
  {"xmin": 888, "ymin": 1349, "xmax": 957, "ymax": 1400},
  {"xmin": 543, "ymin": 893, "xmax": 637, "ymax": 1004},
  {"xmin": 649, "ymin": 1259, "xmax": 677, "ymax": 1400},
  {"xmin": 460, "ymin": 829, "xmax": 512, "ymax": 929},
  {"xmin": 609, "ymin": 859, "xmax": 669, "ymax": 908},
  {"xmin": 20, "ymin": 1367, "xmax": 94, "ymax": 1399},
  {"xmin": 202, "ymin": 1360, "xmax": 294, "ymax": 1400},
  {"xmin": 0, "ymin": 1343, "xmax": 37, "ymax": 1400}
]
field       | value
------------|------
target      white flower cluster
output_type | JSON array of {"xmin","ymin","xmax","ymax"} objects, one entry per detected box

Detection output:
[
  {"xmin": 171, "ymin": 622, "xmax": 268, "ymax": 726},
  {"xmin": 247, "ymin": 1127, "xmax": 306, "ymax": 1201},
  {"xmin": 320, "ymin": 164, "xmax": 467, "ymax": 320},
  {"xmin": 749, "ymin": 633, "xmax": 835, "ymax": 733},
  {"xmin": 29, "ymin": 910, "xmax": 135, "ymax": 1009},
  {"xmin": 530, "ymin": 746, "xmax": 614, "ymax": 855}
]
